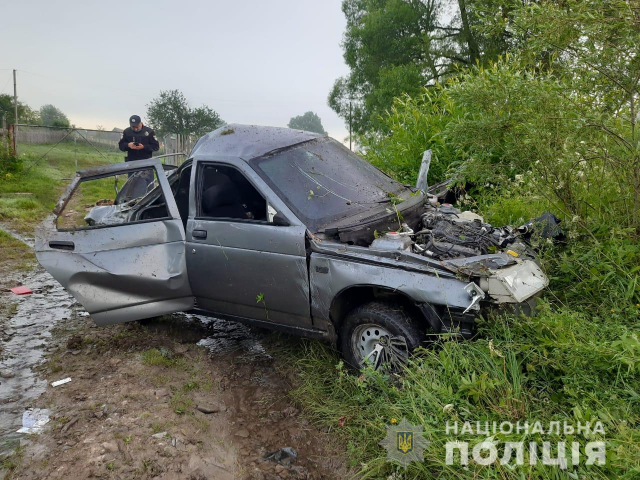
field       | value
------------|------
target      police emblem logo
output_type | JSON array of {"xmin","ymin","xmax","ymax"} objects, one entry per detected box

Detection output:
[
  {"xmin": 397, "ymin": 431, "xmax": 414, "ymax": 454},
  {"xmin": 379, "ymin": 418, "xmax": 429, "ymax": 468},
  {"xmin": 144, "ymin": 131, "xmax": 149, "ymax": 136}
]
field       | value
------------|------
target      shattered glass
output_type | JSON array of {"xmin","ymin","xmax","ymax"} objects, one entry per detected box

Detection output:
[{"xmin": 253, "ymin": 138, "xmax": 408, "ymax": 230}]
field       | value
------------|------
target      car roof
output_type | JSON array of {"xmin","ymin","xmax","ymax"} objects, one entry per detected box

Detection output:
[{"xmin": 189, "ymin": 124, "xmax": 325, "ymax": 161}]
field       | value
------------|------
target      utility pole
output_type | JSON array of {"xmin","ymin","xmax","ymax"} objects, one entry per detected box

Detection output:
[
  {"xmin": 349, "ymin": 100, "xmax": 352, "ymax": 151},
  {"xmin": 13, "ymin": 69, "xmax": 18, "ymax": 155}
]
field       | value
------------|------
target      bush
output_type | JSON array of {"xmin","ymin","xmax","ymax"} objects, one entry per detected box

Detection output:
[
  {"xmin": 362, "ymin": 86, "xmax": 461, "ymax": 186},
  {"xmin": 0, "ymin": 144, "xmax": 22, "ymax": 176}
]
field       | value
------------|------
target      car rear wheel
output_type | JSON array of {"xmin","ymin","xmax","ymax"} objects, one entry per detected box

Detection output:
[{"xmin": 340, "ymin": 301, "xmax": 424, "ymax": 371}]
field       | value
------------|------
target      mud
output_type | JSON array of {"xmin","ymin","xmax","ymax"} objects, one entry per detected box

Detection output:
[{"xmin": 0, "ymin": 226, "xmax": 346, "ymax": 479}]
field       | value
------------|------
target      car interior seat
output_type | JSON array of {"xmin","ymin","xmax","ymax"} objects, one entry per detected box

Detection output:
[{"xmin": 201, "ymin": 182, "xmax": 247, "ymax": 219}]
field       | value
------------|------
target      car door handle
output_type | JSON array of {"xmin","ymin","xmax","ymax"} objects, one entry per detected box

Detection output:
[
  {"xmin": 49, "ymin": 241, "xmax": 75, "ymax": 251},
  {"xmin": 192, "ymin": 230, "xmax": 207, "ymax": 240}
]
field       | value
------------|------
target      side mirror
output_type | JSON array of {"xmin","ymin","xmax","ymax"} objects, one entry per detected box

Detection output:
[{"xmin": 272, "ymin": 212, "xmax": 290, "ymax": 226}]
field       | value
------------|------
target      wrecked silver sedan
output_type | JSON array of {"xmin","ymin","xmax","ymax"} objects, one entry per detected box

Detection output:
[{"xmin": 35, "ymin": 124, "xmax": 548, "ymax": 370}]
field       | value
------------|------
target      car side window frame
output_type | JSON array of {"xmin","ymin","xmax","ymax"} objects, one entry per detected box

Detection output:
[
  {"xmin": 55, "ymin": 166, "xmax": 173, "ymax": 233},
  {"xmin": 194, "ymin": 161, "xmax": 272, "ymax": 225}
]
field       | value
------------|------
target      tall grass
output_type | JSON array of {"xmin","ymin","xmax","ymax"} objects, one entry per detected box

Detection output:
[{"xmin": 284, "ymin": 297, "xmax": 640, "ymax": 478}]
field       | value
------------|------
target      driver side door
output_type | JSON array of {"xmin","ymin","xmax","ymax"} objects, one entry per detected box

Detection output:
[{"xmin": 185, "ymin": 159, "xmax": 312, "ymax": 328}]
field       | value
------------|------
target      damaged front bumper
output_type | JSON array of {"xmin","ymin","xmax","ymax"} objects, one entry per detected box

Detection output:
[
  {"xmin": 431, "ymin": 256, "xmax": 548, "ymax": 338},
  {"xmin": 445, "ymin": 254, "xmax": 549, "ymax": 304}
]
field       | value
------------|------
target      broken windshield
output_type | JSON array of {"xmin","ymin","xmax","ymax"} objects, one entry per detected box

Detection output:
[{"xmin": 252, "ymin": 138, "xmax": 408, "ymax": 231}]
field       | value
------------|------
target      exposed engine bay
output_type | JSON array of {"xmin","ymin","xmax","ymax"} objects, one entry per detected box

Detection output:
[
  {"xmin": 416, "ymin": 207, "xmax": 535, "ymax": 260},
  {"xmin": 369, "ymin": 202, "xmax": 557, "ymax": 261},
  {"xmin": 363, "ymin": 201, "xmax": 559, "ymax": 311}
]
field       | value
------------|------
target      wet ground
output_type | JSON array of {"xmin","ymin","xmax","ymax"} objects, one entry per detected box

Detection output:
[
  {"xmin": 0, "ymin": 269, "xmax": 75, "ymax": 453},
  {"xmin": 0, "ymin": 228, "xmax": 347, "ymax": 479}
]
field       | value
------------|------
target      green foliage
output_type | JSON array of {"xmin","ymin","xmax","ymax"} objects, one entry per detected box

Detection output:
[
  {"xmin": 329, "ymin": 0, "xmax": 510, "ymax": 134},
  {"xmin": 146, "ymin": 89, "xmax": 224, "ymax": 137},
  {"xmin": 287, "ymin": 111, "xmax": 327, "ymax": 134},
  {"xmin": 0, "ymin": 143, "xmax": 22, "ymax": 175},
  {"xmin": 39, "ymin": 104, "xmax": 70, "ymax": 127},
  {"xmin": 285, "ymin": 301, "xmax": 640, "ymax": 478},
  {"xmin": 362, "ymin": 86, "xmax": 460, "ymax": 185},
  {"xmin": 0, "ymin": 94, "xmax": 39, "ymax": 125}
]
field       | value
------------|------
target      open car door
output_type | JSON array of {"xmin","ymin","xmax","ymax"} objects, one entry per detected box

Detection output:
[{"xmin": 35, "ymin": 159, "xmax": 193, "ymax": 325}]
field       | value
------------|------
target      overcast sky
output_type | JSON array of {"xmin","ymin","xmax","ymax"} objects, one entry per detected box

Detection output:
[{"xmin": 0, "ymin": 0, "xmax": 350, "ymax": 140}]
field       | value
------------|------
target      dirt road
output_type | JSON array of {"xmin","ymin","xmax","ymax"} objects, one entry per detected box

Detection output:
[{"xmin": 0, "ymin": 230, "xmax": 347, "ymax": 480}]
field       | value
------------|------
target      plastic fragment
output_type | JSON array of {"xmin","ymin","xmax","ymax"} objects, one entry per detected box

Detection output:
[
  {"xmin": 10, "ymin": 286, "xmax": 32, "ymax": 295},
  {"xmin": 51, "ymin": 377, "xmax": 72, "ymax": 387}
]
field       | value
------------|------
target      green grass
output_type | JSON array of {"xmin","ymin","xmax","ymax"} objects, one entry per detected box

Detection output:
[
  {"xmin": 282, "ymin": 306, "xmax": 640, "ymax": 478},
  {"xmin": 0, "ymin": 143, "xmax": 122, "ymax": 233},
  {"xmin": 169, "ymin": 390, "xmax": 193, "ymax": 415},
  {"xmin": 140, "ymin": 348, "xmax": 182, "ymax": 368},
  {"xmin": 0, "ymin": 229, "xmax": 35, "ymax": 274}
]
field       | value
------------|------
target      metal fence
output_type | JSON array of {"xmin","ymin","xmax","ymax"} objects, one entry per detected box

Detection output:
[
  {"xmin": 5, "ymin": 124, "xmax": 198, "ymax": 169},
  {"xmin": 17, "ymin": 125, "xmax": 122, "ymax": 150}
]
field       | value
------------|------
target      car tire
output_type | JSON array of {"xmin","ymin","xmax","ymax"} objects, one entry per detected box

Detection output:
[{"xmin": 340, "ymin": 301, "xmax": 424, "ymax": 371}]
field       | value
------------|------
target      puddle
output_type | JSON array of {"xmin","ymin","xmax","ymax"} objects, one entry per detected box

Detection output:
[
  {"xmin": 195, "ymin": 316, "xmax": 272, "ymax": 361},
  {"xmin": 139, "ymin": 312, "xmax": 271, "ymax": 361},
  {"xmin": 0, "ymin": 268, "xmax": 74, "ymax": 454}
]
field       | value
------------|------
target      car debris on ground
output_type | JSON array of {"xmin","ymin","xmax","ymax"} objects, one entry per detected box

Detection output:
[{"xmin": 263, "ymin": 447, "xmax": 298, "ymax": 465}]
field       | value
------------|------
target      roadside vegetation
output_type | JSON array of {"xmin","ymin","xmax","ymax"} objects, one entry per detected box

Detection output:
[
  {"xmin": 0, "ymin": 142, "xmax": 122, "ymax": 233},
  {"xmin": 286, "ymin": 1, "xmax": 640, "ymax": 479}
]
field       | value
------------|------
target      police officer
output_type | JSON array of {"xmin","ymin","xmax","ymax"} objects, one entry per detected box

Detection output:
[{"xmin": 118, "ymin": 115, "xmax": 160, "ymax": 161}]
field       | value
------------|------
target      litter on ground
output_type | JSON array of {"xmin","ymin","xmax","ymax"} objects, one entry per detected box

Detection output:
[
  {"xmin": 51, "ymin": 377, "xmax": 71, "ymax": 387},
  {"xmin": 10, "ymin": 286, "xmax": 33, "ymax": 295},
  {"xmin": 16, "ymin": 408, "xmax": 50, "ymax": 434}
]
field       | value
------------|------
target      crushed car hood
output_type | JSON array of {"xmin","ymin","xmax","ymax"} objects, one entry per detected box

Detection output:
[{"xmin": 313, "ymin": 201, "xmax": 552, "ymax": 305}]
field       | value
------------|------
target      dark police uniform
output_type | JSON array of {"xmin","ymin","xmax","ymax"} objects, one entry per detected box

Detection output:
[{"xmin": 118, "ymin": 117, "xmax": 160, "ymax": 161}]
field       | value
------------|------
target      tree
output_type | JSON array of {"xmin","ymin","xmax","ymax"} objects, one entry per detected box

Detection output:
[
  {"xmin": 287, "ymin": 111, "xmax": 327, "ymax": 134},
  {"xmin": 0, "ymin": 94, "xmax": 39, "ymax": 125},
  {"xmin": 329, "ymin": 0, "xmax": 509, "ymax": 134},
  {"xmin": 146, "ymin": 90, "xmax": 224, "ymax": 137},
  {"xmin": 500, "ymin": 0, "xmax": 640, "ymax": 229},
  {"xmin": 40, "ymin": 104, "xmax": 70, "ymax": 127}
]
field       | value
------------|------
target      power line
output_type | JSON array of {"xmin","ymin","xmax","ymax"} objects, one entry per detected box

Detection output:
[
  {"xmin": 18, "ymin": 69, "xmax": 150, "ymax": 97},
  {"xmin": 0, "ymin": 74, "xmax": 11, "ymax": 94}
]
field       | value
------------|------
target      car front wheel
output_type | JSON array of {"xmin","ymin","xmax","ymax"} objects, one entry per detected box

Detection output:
[{"xmin": 340, "ymin": 301, "xmax": 424, "ymax": 371}]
